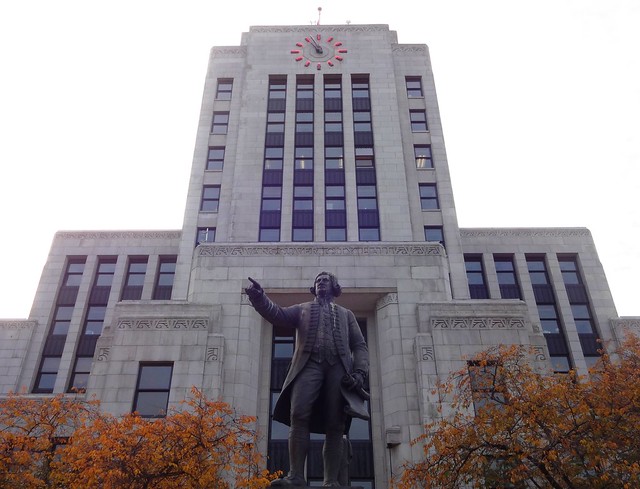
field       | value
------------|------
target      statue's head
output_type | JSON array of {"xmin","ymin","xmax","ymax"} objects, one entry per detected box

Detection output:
[{"xmin": 309, "ymin": 271, "xmax": 342, "ymax": 298}]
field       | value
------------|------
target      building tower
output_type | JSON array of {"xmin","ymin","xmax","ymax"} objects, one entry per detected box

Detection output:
[{"xmin": 1, "ymin": 24, "xmax": 635, "ymax": 488}]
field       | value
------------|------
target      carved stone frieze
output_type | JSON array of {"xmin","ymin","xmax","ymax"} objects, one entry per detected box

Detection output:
[
  {"xmin": 611, "ymin": 318, "xmax": 640, "ymax": 330},
  {"xmin": 392, "ymin": 45, "xmax": 428, "ymax": 55},
  {"xmin": 56, "ymin": 230, "xmax": 181, "ymax": 240},
  {"xmin": 460, "ymin": 228, "xmax": 591, "ymax": 238},
  {"xmin": 0, "ymin": 320, "xmax": 36, "ymax": 330},
  {"xmin": 250, "ymin": 25, "xmax": 390, "ymax": 34},
  {"xmin": 431, "ymin": 317, "xmax": 526, "ymax": 330},
  {"xmin": 532, "ymin": 346, "xmax": 547, "ymax": 361},
  {"xmin": 117, "ymin": 318, "xmax": 208, "ymax": 330},
  {"xmin": 211, "ymin": 47, "xmax": 247, "ymax": 58},
  {"xmin": 198, "ymin": 243, "xmax": 443, "ymax": 258}
]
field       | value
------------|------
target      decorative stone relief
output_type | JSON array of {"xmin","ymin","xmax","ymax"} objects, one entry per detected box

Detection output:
[
  {"xmin": 532, "ymin": 346, "xmax": 547, "ymax": 361},
  {"xmin": 117, "ymin": 318, "xmax": 208, "ymax": 330},
  {"xmin": 96, "ymin": 348, "xmax": 110, "ymax": 361},
  {"xmin": 57, "ymin": 230, "xmax": 181, "ymax": 240},
  {"xmin": 460, "ymin": 228, "xmax": 591, "ymax": 238},
  {"xmin": 206, "ymin": 347, "xmax": 220, "ymax": 361},
  {"xmin": 392, "ymin": 45, "xmax": 428, "ymax": 55},
  {"xmin": 0, "ymin": 320, "xmax": 36, "ymax": 330},
  {"xmin": 251, "ymin": 25, "xmax": 389, "ymax": 34},
  {"xmin": 199, "ymin": 243, "xmax": 443, "ymax": 258},
  {"xmin": 611, "ymin": 318, "xmax": 640, "ymax": 330},
  {"xmin": 420, "ymin": 346, "xmax": 434, "ymax": 361},
  {"xmin": 211, "ymin": 47, "xmax": 247, "ymax": 58},
  {"xmin": 376, "ymin": 293, "xmax": 398, "ymax": 310},
  {"xmin": 431, "ymin": 317, "xmax": 526, "ymax": 330}
]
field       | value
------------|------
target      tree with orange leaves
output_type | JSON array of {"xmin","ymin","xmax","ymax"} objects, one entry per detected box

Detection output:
[
  {"xmin": 396, "ymin": 336, "xmax": 640, "ymax": 489},
  {"xmin": 0, "ymin": 391, "xmax": 99, "ymax": 488},
  {"xmin": 1, "ymin": 387, "xmax": 275, "ymax": 488},
  {"xmin": 58, "ymin": 387, "xmax": 274, "ymax": 488}
]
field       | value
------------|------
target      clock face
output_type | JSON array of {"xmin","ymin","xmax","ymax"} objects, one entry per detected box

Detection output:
[{"xmin": 291, "ymin": 34, "xmax": 348, "ymax": 70}]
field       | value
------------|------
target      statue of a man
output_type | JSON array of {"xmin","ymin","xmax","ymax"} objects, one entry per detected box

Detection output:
[{"xmin": 245, "ymin": 272, "xmax": 369, "ymax": 487}]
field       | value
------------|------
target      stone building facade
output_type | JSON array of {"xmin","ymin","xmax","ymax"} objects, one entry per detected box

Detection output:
[{"xmin": 1, "ymin": 24, "xmax": 635, "ymax": 488}]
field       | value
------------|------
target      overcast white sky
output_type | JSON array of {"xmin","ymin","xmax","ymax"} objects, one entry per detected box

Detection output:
[{"xmin": 0, "ymin": 0, "xmax": 638, "ymax": 318}]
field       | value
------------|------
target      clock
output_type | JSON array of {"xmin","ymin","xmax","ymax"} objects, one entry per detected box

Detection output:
[{"xmin": 291, "ymin": 34, "xmax": 348, "ymax": 70}]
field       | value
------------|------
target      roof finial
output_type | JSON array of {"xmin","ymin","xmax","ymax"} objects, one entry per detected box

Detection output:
[{"xmin": 317, "ymin": 6, "xmax": 322, "ymax": 25}]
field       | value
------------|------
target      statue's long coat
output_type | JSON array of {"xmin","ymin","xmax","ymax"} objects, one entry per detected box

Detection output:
[{"xmin": 249, "ymin": 293, "xmax": 369, "ymax": 434}]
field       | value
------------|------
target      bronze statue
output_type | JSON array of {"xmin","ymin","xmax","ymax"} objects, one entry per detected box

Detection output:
[{"xmin": 246, "ymin": 272, "xmax": 369, "ymax": 487}]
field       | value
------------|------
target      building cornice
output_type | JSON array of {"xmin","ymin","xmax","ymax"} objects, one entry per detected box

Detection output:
[
  {"xmin": 249, "ymin": 24, "xmax": 390, "ymax": 34},
  {"xmin": 0, "ymin": 320, "xmax": 36, "ymax": 330}
]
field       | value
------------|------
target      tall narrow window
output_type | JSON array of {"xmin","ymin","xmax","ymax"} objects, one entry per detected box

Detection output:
[
  {"xmin": 527, "ymin": 256, "xmax": 571, "ymax": 373},
  {"xmin": 69, "ymin": 257, "xmax": 115, "ymax": 392},
  {"xmin": 292, "ymin": 77, "xmax": 314, "ymax": 242},
  {"xmin": 153, "ymin": 256, "xmax": 177, "ymax": 300},
  {"xmin": 133, "ymin": 363, "xmax": 173, "ymax": 417},
  {"xmin": 558, "ymin": 255, "xmax": 600, "ymax": 365},
  {"xmin": 215, "ymin": 78, "xmax": 233, "ymax": 100},
  {"xmin": 324, "ymin": 76, "xmax": 346, "ymax": 241},
  {"xmin": 352, "ymin": 75, "xmax": 379, "ymax": 241},
  {"xmin": 33, "ymin": 258, "xmax": 86, "ymax": 393},
  {"xmin": 494, "ymin": 255, "xmax": 521, "ymax": 299},
  {"xmin": 465, "ymin": 255, "xmax": 489, "ymax": 299},
  {"xmin": 121, "ymin": 257, "xmax": 147, "ymax": 300},
  {"xmin": 260, "ymin": 76, "xmax": 287, "ymax": 241}
]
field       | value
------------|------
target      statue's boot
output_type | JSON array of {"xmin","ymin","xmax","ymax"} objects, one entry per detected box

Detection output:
[
  {"xmin": 322, "ymin": 431, "xmax": 344, "ymax": 487},
  {"xmin": 271, "ymin": 427, "xmax": 308, "ymax": 487}
]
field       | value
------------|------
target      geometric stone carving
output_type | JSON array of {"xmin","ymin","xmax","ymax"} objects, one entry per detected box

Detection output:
[
  {"xmin": 206, "ymin": 347, "xmax": 220, "ymax": 361},
  {"xmin": 0, "ymin": 320, "xmax": 36, "ymax": 330},
  {"xmin": 96, "ymin": 347, "xmax": 110, "ymax": 361},
  {"xmin": 460, "ymin": 228, "xmax": 591, "ymax": 238},
  {"xmin": 431, "ymin": 317, "xmax": 526, "ymax": 330},
  {"xmin": 117, "ymin": 318, "xmax": 208, "ymax": 330},
  {"xmin": 376, "ymin": 293, "xmax": 398, "ymax": 310},
  {"xmin": 199, "ymin": 243, "xmax": 443, "ymax": 258},
  {"xmin": 57, "ymin": 231, "xmax": 181, "ymax": 240},
  {"xmin": 420, "ymin": 346, "xmax": 434, "ymax": 361},
  {"xmin": 531, "ymin": 346, "xmax": 547, "ymax": 361}
]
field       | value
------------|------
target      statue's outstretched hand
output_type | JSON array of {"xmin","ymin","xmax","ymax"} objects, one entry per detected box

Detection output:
[{"xmin": 245, "ymin": 277, "xmax": 264, "ymax": 299}]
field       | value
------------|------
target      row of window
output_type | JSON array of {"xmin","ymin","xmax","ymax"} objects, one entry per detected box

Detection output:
[
  {"xmin": 464, "ymin": 254, "xmax": 600, "ymax": 372},
  {"xmin": 33, "ymin": 256, "xmax": 177, "ymax": 394}
]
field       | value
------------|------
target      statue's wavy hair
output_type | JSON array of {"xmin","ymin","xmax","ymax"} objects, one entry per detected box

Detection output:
[{"xmin": 309, "ymin": 271, "xmax": 342, "ymax": 297}]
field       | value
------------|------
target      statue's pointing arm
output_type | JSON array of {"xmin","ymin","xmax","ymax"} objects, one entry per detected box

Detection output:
[{"xmin": 245, "ymin": 277, "xmax": 300, "ymax": 327}]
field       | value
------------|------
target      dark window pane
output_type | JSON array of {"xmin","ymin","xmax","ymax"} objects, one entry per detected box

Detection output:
[
  {"xmin": 139, "ymin": 365, "xmax": 173, "ymax": 389},
  {"xmin": 134, "ymin": 392, "xmax": 170, "ymax": 417}
]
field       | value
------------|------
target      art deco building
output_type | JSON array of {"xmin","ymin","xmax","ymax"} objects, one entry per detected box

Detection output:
[{"xmin": 1, "ymin": 24, "xmax": 636, "ymax": 488}]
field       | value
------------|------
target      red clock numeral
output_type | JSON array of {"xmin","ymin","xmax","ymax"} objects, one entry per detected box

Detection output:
[
  {"xmin": 335, "ymin": 56, "xmax": 343, "ymax": 61},
  {"xmin": 305, "ymin": 37, "xmax": 311, "ymax": 43},
  {"xmin": 304, "ymin": 61, "xmax": 311, "ymax": 67},
  {"xmin": 334, "ymin": 42, "xmax": 342, "ymax": 47},
  {"xmin": 327, "ymin": 60, "xmax": 334, "ymax": 67},
  {"xmin": 327, "ymin": 36, "xmax": 334, "ymax": 42},
  {"xmin": 296, "ymin": 42, "xmax": 303, "ymax": 47},
  {"xmin": 316, "ymin": 34, "xmax": 321, "ymax": 40},
  {"xmin": 291, "ymin": 50, "xmax": 301, "ymax": 54},
  {"xmin": 337, "ymin": 49, "xmax": 348, "ymax": 54},
  {"xmin": 295, "ymin": 57, "xmax": 303, "ymax": 61},
  {"xmin": 316, "ymin": 63, "xmax": 321, "ymax": 70}
]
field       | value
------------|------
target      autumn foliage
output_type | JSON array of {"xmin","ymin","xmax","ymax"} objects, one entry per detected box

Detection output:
[
  {"xmin": 397, "ymin": 336, "xmax": 640, "ymax": 489},
  {"xmin": 0, "ymin": 387, "xmax": 275, "ymax": 488}
]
